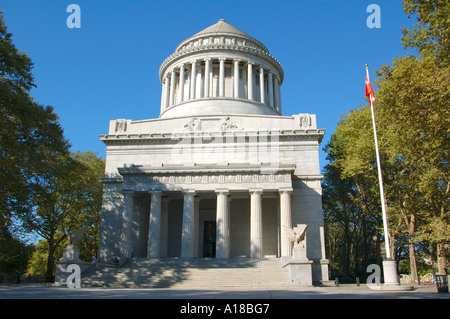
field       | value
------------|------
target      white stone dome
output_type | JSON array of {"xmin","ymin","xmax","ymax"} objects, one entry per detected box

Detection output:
[{"xmin": 158, "ymin": 19, "xmax": 284, "ymax": 118}]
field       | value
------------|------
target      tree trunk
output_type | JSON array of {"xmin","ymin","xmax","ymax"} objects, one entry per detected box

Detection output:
[
  {"xmin": 407, "ymin": 214, "xmax": 418, "ymax": 282},
  {"xmin": 46, "ymin": 241, "xmax": 55, "ymax": 282},
  {"xmin": 409, "ymin": 240, "xmax": 418, "ymax": 282},
  {"xmin": 437, "ymin": 241, "xmax": 448, "ymax": 275}
]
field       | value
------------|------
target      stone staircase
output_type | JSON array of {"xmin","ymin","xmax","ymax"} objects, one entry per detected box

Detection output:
[{"xmin": 81, "ymin": 257, "xmax": 303, "ymax": 289}]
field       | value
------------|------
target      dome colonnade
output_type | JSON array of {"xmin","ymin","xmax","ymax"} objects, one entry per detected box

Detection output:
[{"xmin": 158, "ymin": 19, "xmax": 284, "ymax": 118}]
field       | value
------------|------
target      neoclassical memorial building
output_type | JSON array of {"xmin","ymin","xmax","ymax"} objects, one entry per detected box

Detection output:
[{"xmin": 98, "ymin": 19, "xmax": 329, "ymax": 283}]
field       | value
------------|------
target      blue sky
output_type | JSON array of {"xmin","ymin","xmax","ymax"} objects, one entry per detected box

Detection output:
[{"xmin": 1, "ymin": 0, "xmax": 416, "ymax": 171}]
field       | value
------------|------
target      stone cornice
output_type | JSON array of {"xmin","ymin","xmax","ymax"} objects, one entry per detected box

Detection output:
[
  {"xmin": 99, "ymin": 129, "xmax": 325, "ymax": 145},
  {"xmin": 118, "ymin": 163, "xmax": 296, "ymax": 175}
]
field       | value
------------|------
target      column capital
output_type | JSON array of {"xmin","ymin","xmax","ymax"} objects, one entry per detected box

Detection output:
[
  {"xmin": 215, "ymin": 188, "xmax": 229, "ymax": 195},
  {"xmin": 247, "ymin": 61, "xmax": 254, "ymax": 65},
  {"xmin": 148, "ymin": 190, "xmax": 162, "ymax": 195},
  {"xmin": 190, "ymin": 60, "xmax": 197, "ymax": 65},
  {"xmin": 233, "ymin": 58, "xmax": 241, "ymax": 62},
  {"xmin": 279, "ymin": 187, "xmax": 293, "ymax": 194},
  {"xmin": 204, "ymin": 57, "xmax": 211, "ymax": 62},
  {"xmin": 249, "ymin": 188, "xmax": 263, "ymax": 195},
  {"xmin": 183, "ymin": 189, "xmax": 196, "ymax": 195},
  {"xmin": 218, "ymin": 57, "xmax": 227, "ymax": 61}
]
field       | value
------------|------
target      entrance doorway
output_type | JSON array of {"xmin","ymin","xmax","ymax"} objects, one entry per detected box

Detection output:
[{"xmin": 203, "ymin": 221, "xmax": 216, "ymax": 257}]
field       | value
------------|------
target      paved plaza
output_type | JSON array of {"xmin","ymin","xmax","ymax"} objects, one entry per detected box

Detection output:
[{"xmin": 1, "ymin": 283, "xmax": 448, "ymax": 299}]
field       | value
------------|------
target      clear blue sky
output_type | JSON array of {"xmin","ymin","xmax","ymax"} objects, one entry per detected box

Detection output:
[{"xmin": 2, "ymin": 0, "xmax": 416, "ymax": 171}]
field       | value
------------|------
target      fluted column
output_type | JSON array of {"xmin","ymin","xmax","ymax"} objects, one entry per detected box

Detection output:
[
  {"xmin": 250, "ymin": 188, "xmax": 263, "ymax": 258},
  {"xmin": 268, "ymin": 71, "xmax": 274, "ymax": 108},
  {"xmin": 215, "ymin": 189, "xmax": 230, "ymax": 258},
  {"xmin": 169, "ymin": 69, "xmax": 176, "ymax": 107},
  {"xmin": 247, "ymin": 62, "xmax": 254, "ymax": 100},
  {"xmin": 190, "ymin": 61, "xmax": 197, "ymax": 100},
  {"xmin": 181, "ymin": 190, "xmax": 196, "ymax": 258},
  {"xmin": 164, "ymin": 75, "xmax": 170, "ymax": 110},
  {"xmin": 279, "ymin": 187, "xmax": 293, "ymax": 257},
  {"xmin": 233, "ymin": 59, "xmax": 240, "ymax": 98},
  {"xmin": 178, "ymin": 64, "xmax": 185, "ymax": 103},
  {"xmin": 204, "ymin": 59, "xmax": 211, "ymax": 98},
  {"xmin": 274, "ymin": 77, "xmax": 280, "ymax": 112},
  {"xmin": 277, "ymin": 79, "xmax": 282, "ymax": 113},
  {"xmin": 219, "ymin": 58, "xmax": 225, "ymax": 97},
  {"xmin": 121, "ymin": 190, "xmax": 134, "ymax": 257},
  {"xmin": 259, "ymin": 67, "xmax": 265, "ymax": 104},
  {"xmin": 147, "ymin": 191, "xmax": 162, "ymax": 258},
  {"xmin": 160, "ymin": 80, "xmax": 165, "ymax": 114}
]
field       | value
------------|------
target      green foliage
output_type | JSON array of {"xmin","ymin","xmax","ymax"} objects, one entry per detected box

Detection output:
[
  {"xmin": 19, "ymin": 151, "xmax": 105, "ymax": 280},
  {"xmin": 0, "ymin": 11, "xmax": 69, "ymax": 228},
  {"xmin": 324, "ymin": 0, "xmax": 449, "ymax": 277},
  {"xmin": 0, "ymin": 227, "xmax": 34, "ymax": 276},
  {"xmin": 402, "ymin": 0, "xmax": 450, "ymax": 65},
  {"xmin": 25, "ymin": 239, "xmax": 65, "ymax": 279},
  {"xmin": 0, "ymin": 13, "xmax": 105, "ymax": 280}
]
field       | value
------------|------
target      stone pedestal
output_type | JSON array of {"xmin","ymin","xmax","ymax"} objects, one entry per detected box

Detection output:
[
  {"xmin": 281, "ymin": 246, "xmax": 313, "ymax": 286},
  {"xmin": 54, "ymin": 244, "xmax": 89, "ymax": 286},
  {"xmin": 382, "ymin": 259, "xmax": 399, "ymax": 285}
]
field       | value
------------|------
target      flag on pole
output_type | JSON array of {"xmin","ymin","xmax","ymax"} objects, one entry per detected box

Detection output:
[
  {"xmin": 366, "ymin": 68, "xmax": 375, "ymax": 106},
  {"xmin": 365, "ymin": 68, "xmax": 376, "ymax": 106}
]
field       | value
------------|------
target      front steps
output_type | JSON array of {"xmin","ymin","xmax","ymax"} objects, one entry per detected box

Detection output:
[{"xmin": 81, "ymin": 257, "xmax": 305, "ymax": 289}]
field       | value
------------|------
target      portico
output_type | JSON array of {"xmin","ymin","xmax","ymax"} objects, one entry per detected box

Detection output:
[{"xmin": 117, "ymin": 165, "xmax": 295, "ymax": 260}]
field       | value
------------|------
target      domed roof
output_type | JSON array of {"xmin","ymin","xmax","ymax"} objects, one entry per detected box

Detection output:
[
  {"xmin": 175, "ymin": 19, "xmax": 269, "ymax": 53},
  {"xmin": 193, "ymin": 19, "xmax": 249, "ymax": 38}
]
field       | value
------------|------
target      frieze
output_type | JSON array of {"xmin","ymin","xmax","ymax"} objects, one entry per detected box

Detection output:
[{"xmin": 123, "ymin": 171, "xmax": 292, "ymax": 188}]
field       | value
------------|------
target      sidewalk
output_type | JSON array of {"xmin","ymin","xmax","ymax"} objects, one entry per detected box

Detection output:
[{"xmin": 0, "ymin": 283, "xmax": 448, "ymax": 299}]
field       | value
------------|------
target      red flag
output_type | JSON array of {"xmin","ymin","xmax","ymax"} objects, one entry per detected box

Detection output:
[{"xmin": 365, "ymin": 68, "xmax": 376, "ymax": 106}]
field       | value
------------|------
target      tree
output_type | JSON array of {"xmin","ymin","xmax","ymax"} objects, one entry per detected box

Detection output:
[
  {"xmin": 323, "ymin": 0, "xmax": 449, "ymax": 280},
  {"xmin": 20, "ymin": 152, "xmax": 104, "ymax": 281},
  {"xmin": 322, "ymin": 109, "xmax": 387, "ymax": 280},
  {"xmin": 399, "ymin": 0, "xmax": 449, "ymax": 275},
  {"xmin": 0, "ymin": 11, "xmax": 69, "ymax": 230},
  {"xmin": 402, "ymin": 0, "xmax": 450, "ymax": 66},
  {"xmin": 375, "ymin": 55, "xmax": 449, "ymax": 276}
]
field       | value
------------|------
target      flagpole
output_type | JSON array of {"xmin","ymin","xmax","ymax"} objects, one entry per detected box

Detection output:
[{"xmin": 365, "ymin": 64, "xmax": 391, "ymax": 260}]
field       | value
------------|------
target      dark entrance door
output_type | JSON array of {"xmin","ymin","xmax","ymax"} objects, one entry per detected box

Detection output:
[{"xmin": 203, "ymin": 221, "xmax": 216, "ymax": 257}]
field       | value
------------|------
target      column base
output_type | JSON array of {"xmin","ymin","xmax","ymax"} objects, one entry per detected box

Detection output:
[{"xmin": 382, "ymin": 259, "xmax": 399, "ymax": 285}]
